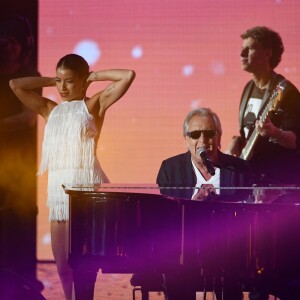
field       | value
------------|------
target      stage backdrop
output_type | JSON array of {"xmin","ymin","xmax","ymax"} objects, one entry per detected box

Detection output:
[{"xmin": 38, "ymin": 0, "xmax": 300, "ymax": 260}]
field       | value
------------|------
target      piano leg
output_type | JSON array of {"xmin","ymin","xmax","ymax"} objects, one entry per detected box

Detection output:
[
  {"xmin": 164, "ymin": 287, "xmax": 196, "ymax": 300},
  {"xmin": 213, "ymin": 274, "xmax": 243, "ymax": 300},
  {"xmin": 164, "ymin": 269, "xmax": 196, "ymax": 300},
  {"xmin": 73, "ymin": 269, "xmax": 98, "ymax": 300}
]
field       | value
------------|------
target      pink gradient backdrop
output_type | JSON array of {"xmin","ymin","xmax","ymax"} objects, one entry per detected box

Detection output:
[{"xmin": 37, "ymin": 0, "xmax": 300, "ymax": 259}]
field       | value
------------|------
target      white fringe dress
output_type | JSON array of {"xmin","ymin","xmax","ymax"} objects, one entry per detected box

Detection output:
[{"xmin": 38, "ymin": 100, "xmax": 108, "ymax": 221}]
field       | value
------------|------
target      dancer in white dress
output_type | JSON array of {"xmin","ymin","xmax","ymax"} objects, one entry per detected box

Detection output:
[
  {"xmin": 39, "ymin": 99, "xmax": 107, "ymax": 221},
  {"xmin": 10, "ymin": 53, "xmax": 135, "ymax": 300}
]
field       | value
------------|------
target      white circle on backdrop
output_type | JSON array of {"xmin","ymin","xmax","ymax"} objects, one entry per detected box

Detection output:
[
  {"xmin": 132, "ymin": 45, "xmax": 143, "ymax": 59},
  {"xmin": 74, "ymin": 40, "xmax": 101, "ymax": 65},
  {"xmin": 182, "ymin": 64, "xmax": 194, "ymax": 77}
]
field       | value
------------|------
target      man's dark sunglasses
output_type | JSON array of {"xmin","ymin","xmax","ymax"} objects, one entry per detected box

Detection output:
[{"xmin": 186, "ymin": 130, "xmax": 217, "ymax": 139}]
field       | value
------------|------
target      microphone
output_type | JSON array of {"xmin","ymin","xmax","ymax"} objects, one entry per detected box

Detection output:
[{"xmin": 197, "ymin": 147, "xmax": 215, "ymax": 176}]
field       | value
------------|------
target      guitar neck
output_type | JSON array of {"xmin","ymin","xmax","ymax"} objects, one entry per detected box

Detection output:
[
  {"xmin": 239, "ymin": 130, "xmax": 259, "ymax": 160},
  {"xmin": 240, "ymin": 102, "xmax": 271, "ymax": 160}
]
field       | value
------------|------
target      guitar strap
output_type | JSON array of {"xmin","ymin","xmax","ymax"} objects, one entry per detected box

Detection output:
[{"xmin": 239, "ymin": 72, "xmax": 286, "ymax": 136}]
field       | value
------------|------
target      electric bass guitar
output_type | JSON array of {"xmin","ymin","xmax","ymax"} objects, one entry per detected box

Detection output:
[{"xmin": 239, "ymin": 80, "xmax": 287, "ymax": 160}]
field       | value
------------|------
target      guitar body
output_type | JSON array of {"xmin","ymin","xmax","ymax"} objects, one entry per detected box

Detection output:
[{"xmin": 239, "ymin": 80, "xmax": 287, "ymax": 160}]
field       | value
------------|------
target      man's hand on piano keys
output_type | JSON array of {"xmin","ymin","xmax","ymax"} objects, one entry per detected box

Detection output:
[{"xmin": 192, "ymin": 184, "xmax": 216, "ymax": 200}]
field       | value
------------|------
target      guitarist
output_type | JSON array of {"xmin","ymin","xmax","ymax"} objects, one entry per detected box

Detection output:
[{"xmin": 226, "ymin": 26, "xmax": 300, "ymax": 186}]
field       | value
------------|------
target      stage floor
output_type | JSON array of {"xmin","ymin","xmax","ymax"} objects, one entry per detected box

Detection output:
[
  {"xmin": 37, "ymin": 262, "xmax": 279, "ymax": 300},
  {"xmin": 37, "ymin": 262, "xmax": 163, "ymax": 300}
]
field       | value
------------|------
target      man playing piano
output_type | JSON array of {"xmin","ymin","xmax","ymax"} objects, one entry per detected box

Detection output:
[
  {"xmin": 157, "ymin": 107, "xmax": 255, "ymax": 202},
  {"xmin": 156, "ymin": 107, "xmax": 256, "ymax": 300}
]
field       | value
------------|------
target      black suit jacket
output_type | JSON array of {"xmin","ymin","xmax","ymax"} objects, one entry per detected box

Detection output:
[{"xmin": 156, "ymin": 151, "xmax": 255, "ymax": 201}]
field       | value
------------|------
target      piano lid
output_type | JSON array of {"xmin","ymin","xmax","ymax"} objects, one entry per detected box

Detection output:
[
  {"xmin": 63, "ymin": 183, "xmax": 164, "ymax": 198},
  {"xmin": 63, "ymin": 183, "xmax": 300, "ymax": 204}
]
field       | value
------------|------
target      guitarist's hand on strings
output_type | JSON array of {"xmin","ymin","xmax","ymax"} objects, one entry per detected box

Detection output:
[
  {"xmin": 256, "ymin": 117, "xmax": 297, "ymax": 149},
  {"xmin": 255, "ymin": 117, "xmax": 277, "ymax": 138}
]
